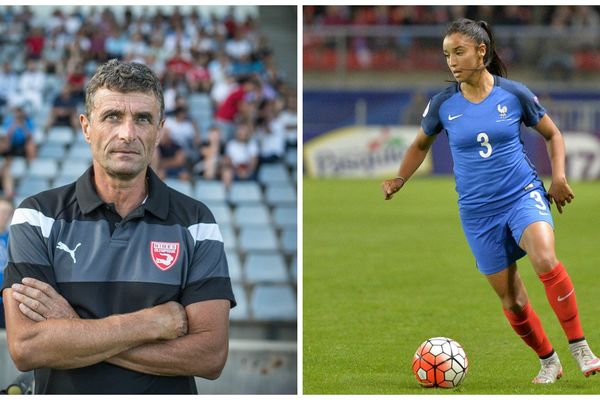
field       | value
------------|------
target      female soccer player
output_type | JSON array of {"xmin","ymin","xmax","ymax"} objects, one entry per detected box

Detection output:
[{"xmin": 382, "ymin": 18, "xmax": 600, "ymax": 384}]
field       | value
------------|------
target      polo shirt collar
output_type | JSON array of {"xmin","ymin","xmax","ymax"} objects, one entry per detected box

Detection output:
[{"xmin": 75, "ymin": 166, "xmax": 170, "ymax": 220}]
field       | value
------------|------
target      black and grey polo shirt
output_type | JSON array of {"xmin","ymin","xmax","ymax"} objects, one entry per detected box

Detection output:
[{"xmin": 1, "ymin": 166, "xmax": 235, "ymax": 394}]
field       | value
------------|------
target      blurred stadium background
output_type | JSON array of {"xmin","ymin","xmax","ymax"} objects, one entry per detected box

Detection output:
[
  {"xmin": 303, "ymin": 5, "xmax": 600, "ymax": 394},
  {"xmin": 304, "ymin": 5, "xmax": 600, "ymax": 180},
  {"xmin": 0, "ymin": 5, "xmax": 297, "ymax": 394}
]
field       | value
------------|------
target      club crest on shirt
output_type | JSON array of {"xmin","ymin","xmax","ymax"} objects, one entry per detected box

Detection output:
[
  {"xmin": 497, "ymin": 104, "xmax": 508, "ymax": 119},
  {"xmin": 150, "ymin": 241, "xmax": 180, "ymax": 271}
]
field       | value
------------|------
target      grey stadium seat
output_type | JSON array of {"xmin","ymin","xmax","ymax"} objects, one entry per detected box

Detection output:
[
  {"xmin": 225, "ymin": 250, "xmax": 243, "ymax": 283},
  {"xmin": 194, "ymin": 180, "xmax": 227, "ymax": 204},
  {"xmin": 209, "ymin": 204, "xmax": 233, "ymax": 225},
  {"xmin": 38, "ymin": 142, "xmax": 67, "ymax": 160},
  {"xmin": 164, "ymin": 178, "xmax": 193, "ymax": 197},
  {"xmin": 28, "ymin": 159, "xmax": 58, "ymax": 179},
  {"xmin": 46, "ymin": 126, "xmax": 74, "ymax": 145},
  {"xmin": 230, "ymin": 284, "xmax": 249, "ymax": 321},
  {"xmin": 239, "ymin": 226, "xmax": 278, "ymax": 253},
  {"xmin": 57, "ymin": 160, "xmax": 91, "ymax": 180},
  {"xmin": 251, "ymin": 284, "xmax": 296, "ymax": 321},
  {"xmin": 273, "ymin": 206, "xmax": 296, "ymax": 229},
  {"xmin": 281, "ymin": 228, "xmax": 297, "ymax": 254},
  {"xmin": 228, "ymin": 181, "xmax": 263, "ymax": 205},
  {"xmin": 219, "ymin": 224, "xmax": 237, "ymax": 251},
  {"xmin": 234, "ymin": 204, "xmax": 271, "ymax": 227},
  {"xmin": 16, "ymin": 177, "xmax": 50, "ymax": 196},
  {"xmin": 258, "ymin": 163, "xmax": 290, "ymax": 185},
  {"xmin": 244, "ymin": 252, "xmax": 289, "ymax": 284},
  {"xmin": 265, "ymin": 185, "xmax": 296, "ymax": 206}
]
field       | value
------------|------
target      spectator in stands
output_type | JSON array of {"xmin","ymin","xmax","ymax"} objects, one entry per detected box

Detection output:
[
  {"xmin": 221, "ymin": 121, "xmax": 259, "ymax": 187},
  {"xmin": 198, "ymin": 125, "xmax": 223, "ymax": 180},
  {"xmin": 255, "ymin": 100, "xmax": 286, "ymax": 164},
  {"xmin": 17, "ymin": 59, "xmax": 46, "ymax": 114},
  {"xmin": 25, "ymin": 26, "xmax": 45, "ymax": 60},
  {"xmin": 215, "ymin": 76, "xmax": 261, "ymax": 143},
  {"xmin": 44, "ymin": 84, "xmax": 80, "ymax": 134},
  {"xmin": 0, "ymin": 62, "xmax": 19, "ymax": 109},
  {"xmin": 0, "ymin": 197, "xmax": 14, "ymax": 328},
  {"xmin": 271, "ymin": 91, "xmax": 298, "ymax": 148},
  {"xmin": 164, "ymin": 105, "xmax": 201, "ymax": 165},
  {"xmin": 0, "ymin": 107, "xmax": 37, "ymax": 191},
  {"xmin": 155, "ymin": 127, "xmax": 192, "ymax": 182}
]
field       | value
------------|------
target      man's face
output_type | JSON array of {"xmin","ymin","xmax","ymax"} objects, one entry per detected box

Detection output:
[{"xmin": 80, "ymin": 88, "xmax": 164, "ymax": 180}]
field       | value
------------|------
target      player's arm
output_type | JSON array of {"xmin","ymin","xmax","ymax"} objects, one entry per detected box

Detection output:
[
  {"xmin": 533, "ymin": 113, "xmax": 574, "ymax": 213},
  {"xmin": 3, "ymin": 285, "xmax": 187, "ymax": 371},
  {"xmin": 11, "ymin": 277, "xmax": 230, "ymax": 379},
  {"xmin": 105, "ymin": 299, "xmax": 230, "ymax": 379},
  {"xmin": 382, "ymin": 127, "xmax": 437, "ymax": 200}
]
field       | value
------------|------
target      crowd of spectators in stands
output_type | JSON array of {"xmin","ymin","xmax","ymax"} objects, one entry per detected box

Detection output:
[
  {"xmin": 304, "ymin": 6, "xmax": 600, "ymax": 77},
  {"xmin": 0, "ymin": 5, "xmax": 297, "ymax": 198}
]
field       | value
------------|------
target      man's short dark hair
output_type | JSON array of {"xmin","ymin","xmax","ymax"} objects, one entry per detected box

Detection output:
[{"xmin": 85, "ymin": 59, "xmax": 164, "ymax": 121}]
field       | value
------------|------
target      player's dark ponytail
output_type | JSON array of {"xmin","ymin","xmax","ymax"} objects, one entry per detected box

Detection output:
[{"xmin": 446, "ymin": 18, "xmax": 507, "ymax": 78}]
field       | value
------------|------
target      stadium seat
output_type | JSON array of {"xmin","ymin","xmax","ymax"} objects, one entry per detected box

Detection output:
[
  {"xmin": 9, "ymin": 158, "xmax": 28, "ymax": 179},
  {"xmin": 52, "ymin": 175, "xmax": 76, "ymax": 188},
  {"xmin": 273, "ymin": 206, "xmax": 296, "ymax": 229},
  {"xmin": 234, "ymin": 204, "xmax": 271, "ymax": 227},
  {"xmin": 164, "ymin": 178, "xmax": 193, "ymax": 197},
  {"xmin": 28, "ymin": 159, "xmax": 59, "ymax": 179},
  {"xmin": 194, "ymin": 180, "xmax": 227, "ymax": 204},
  {"xmin": 239, "ymin": 226, "xmax": 278, "ymax": 253},
  {"xmin": 230, "ymin": 284, "xmax": 249, "ymax": 320},
  {"xmin": 251, "ymin": 284, "xmax": 296, "ymax": 321},
  {"xmin": 290, "ymin": 257, "xmax": 297, "ymax": 283},
  {"xmin": 46, "ymin": 126, "xmax": 74, "ymax": 145},
  {"xmin": 65, "ymin": 142, "xmax": 92, "ymax": 161},
  {"xmin": 57, "ymin": 160, "xmax": 90, "ymax": 180},
  {"xmin": 265, "ymin": 185, "xmax": 296, "ymax": 206},
  {"xmin": 225, "ymin": 250, "xmax": 243, "ymax": 283},
  {"xmin": 219, "ymin": 224, "xmax": 237, "ymax": 251},
  {"xmin": 258, "ymin": 163, "xmax": 290, "ymax": 185},
  {"xmin": 187, "ymin": 93, "xmax": 213, "ymax": 134},
  {"xmin": 228, "ymin": 181, "xmax": 263, "ymax": 205},
  {"xmin": 209, "ymin": 204, "xmax": 233, "ymax": 225},
  {"xmin": 244, "ymin": 252, "xmax": 289, "ymax": 284},
  {"xmin": 285, "ymin": 148, "xmax": 297, "ymax": 168},
  {"xmin": 281, "ymin": 228, "xmax": 297, "ymax": 254},
  {"xmin": 38, "ymin": 142, "xmax": 67, "ymax": 160},
  {"xmin": 16, "ymin": 176, "xmax": 50, "ymax": 196}
]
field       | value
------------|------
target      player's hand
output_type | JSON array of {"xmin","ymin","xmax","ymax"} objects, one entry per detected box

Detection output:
[
  {"xmin": 151, "ymin": 301, "xmax": 188, "ymax": 340},
  {"xmin": 381, "ymin": 177, "xmax": 405, "ymax": 200},
  {"xmin": 547, "ymin": 177, "xmax": 574, "ymax": 214},
  {"xmin": 11, "ymin": 277, "xmax": 79, "ymax": 322}
]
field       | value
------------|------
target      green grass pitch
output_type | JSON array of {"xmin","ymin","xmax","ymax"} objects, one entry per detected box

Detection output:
[{"xmin": 303, "ymin": 176, "xmax": 600, "ymax": 394}]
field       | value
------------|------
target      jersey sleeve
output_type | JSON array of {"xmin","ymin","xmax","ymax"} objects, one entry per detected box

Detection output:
[
  {"xmin": 501, "ymin": 79, "xmax": 546, "ymax": 127},
  {"xmin": 420, "ymin": 98, "xmax": 443, "ymax": 136},
  {"xmin": 180, "ymin": 208, "xmax": 236, "ymax": 308},
  {"xmin": 0, "ymin": 204, "xmax": 58, "ymax": 297}
]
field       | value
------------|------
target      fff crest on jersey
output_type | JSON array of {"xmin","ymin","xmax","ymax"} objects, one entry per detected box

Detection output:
[{"xmin": 150, "ymin": 241, "xmax": 180, "ymax": 271}]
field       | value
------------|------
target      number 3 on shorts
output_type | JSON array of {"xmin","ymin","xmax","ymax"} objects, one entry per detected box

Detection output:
[{"xmin": 530, "ymin": 191, "xmax": 547, "ymax": 210}]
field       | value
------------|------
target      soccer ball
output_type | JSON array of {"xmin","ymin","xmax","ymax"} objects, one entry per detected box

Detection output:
[{"xmin": 412, "ymin": 337, "xmax": 468, "ymax": 388}]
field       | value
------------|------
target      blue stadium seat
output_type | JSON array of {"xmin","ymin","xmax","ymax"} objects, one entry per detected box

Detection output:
[
  {"xmin": 230, "ymin": 284, "xmax": 249, "ymax": 321},
  {"xmin": 285, "ymin": 148, "xmax": 297, "ymax": 168},
  {"xmin": 273, "ymin": 206, "xmax": 296, "ymax": 229},
  {"xmin": 239, "ymin": 226, "xmax": 278, "ymax": 253},
  {"xmin": 194, "ymin": 180, "xmax": 227, "ymax": 203},
  {"xmin": 244, "ymin": 252, "xmax": 289, "ymax": 284},
  {"xmin": 164, "ymin": 178, "xmax": 193, "ymax": 197},
  {"xmin": 265, "ymin": 185, "xmax": 296, "ymax": 206},
  {"xmin": 16, "ymin": 176, "xmax": 50, "ymax": 196},
  {"xmin": 234, "ymin": 204, "xmax": 271, "ymax": 227},
  {"xmin": 9, "ymin": 158, "xmax": 28, "ymax": 179},
  {"xmin": 65, "ymin": 142, "xmax": 92, "ymax": 161},
  {"xmin": 52, "ymin": 175, "xmax": 77, "ymax": 188},
  {"xmin": 38, "ymin": 142, "xmax": 66, "ymax": 160},
  {"xmin": 209, "ymin": 204, "xmax": 233, "ymax": 225},
  {"xmin": 290, "ymin": 257, "xmax": 297, "ymax": 283},
  {"xmin": 219, "ymin": 224, "xmax": 237, "ymax": 251},
  {"xmin": 46, "ymin": 126, "xmax": 74, "ymax": 145},
  {"xmin": 229, "ymin": 181, "xmax": 263, "ymax": 205},
  {"xmin": 225, "ymin": 250, "xmax": 243, "ymax": 283},
  {"xmin": 281, "ymin": 228, "xmax": 297, "ymax": 254},
  {"xmin": 57, "ymin": 160, "xmax": 91, "ymax": 180},
  {"xmin": 251, "ymin": 284, "xmax": 296, "ymax": 321},
  {"xmin": 28, "ymin": 159, "xmax": 59, "ymax": 179},
  {"xmin": 258, "ymin": 163, "xmax": 290, "ymax": 185}
]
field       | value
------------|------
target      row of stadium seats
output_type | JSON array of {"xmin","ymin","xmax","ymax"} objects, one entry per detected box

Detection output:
[{"xmin": 231, "ymin": 283, "xmax": 296, "ymax": 321}]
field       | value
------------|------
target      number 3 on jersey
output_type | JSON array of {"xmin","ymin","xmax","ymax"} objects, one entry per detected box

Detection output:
[{"xmin": 477, "ymin": 132, "xmax": 492, "ymax": 158}]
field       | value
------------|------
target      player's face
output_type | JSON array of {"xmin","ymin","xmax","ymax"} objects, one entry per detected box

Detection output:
[
  {"xmin": 442, "ymin": 33, "xmax": 485, "ymax": 82},
  {"xmin": 80, "ymin": 88, "xmax": 164, "ymax": 180}
]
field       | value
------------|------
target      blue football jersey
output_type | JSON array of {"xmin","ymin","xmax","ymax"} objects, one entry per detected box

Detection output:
[{"xmin": 421, "ymin": 76, "xmax": 546, "ymax": 217}]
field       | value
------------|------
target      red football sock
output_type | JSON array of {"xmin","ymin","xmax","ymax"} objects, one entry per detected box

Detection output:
[
  {"xmin": 538, "ymin": 262, "xmax": 584, "ymax": 342},
  {"xmin": 503, "ymin": 302, "xmax": 554, "ymax": 357}
]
